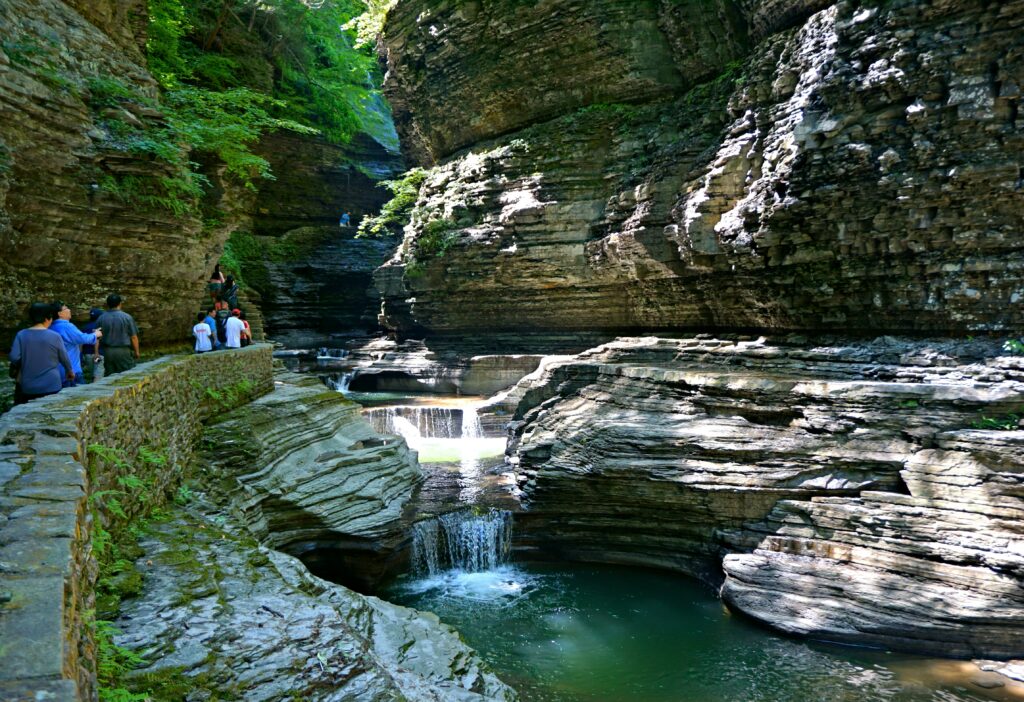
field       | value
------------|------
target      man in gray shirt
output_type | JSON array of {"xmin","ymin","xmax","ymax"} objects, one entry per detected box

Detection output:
[{"xmin": 97, "ymin": 294, "xmax": 140, "ymax": 376}]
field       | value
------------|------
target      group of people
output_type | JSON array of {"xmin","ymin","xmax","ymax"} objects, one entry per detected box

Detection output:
[
  {"xmin": 193, "ymin": 265, "xmax": 252, "ymax": 352},
  {"xmin": 8, "ymin": 294, "xmax": 139, "ymax": 405}
]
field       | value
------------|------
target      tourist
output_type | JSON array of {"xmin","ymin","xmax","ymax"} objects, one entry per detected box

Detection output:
[
  {"xmin": 208, "ymin": 263, "xmax": 226, "ymax": 303},
  {"xmin": 9, "ymin": 302, "xmax": 74, "ymax": 404},
  {"xmin": 224, "ymin": 309, "xmax": 247, "ymax": 349},
  {"xmin": 97, "ymin": 294, "xmax": 140, "ymax": 376},
  {"xmin": 235, "ymin": 309, "xmax": 252, "ymax": 347},
  {"xmin": 220, "ymin": 275, "xmax": 239, "ymax": 309},
  {"xmin": 81, "ymin": 307, "xmax": 103, "ymax": 382},
  {"xmin": 49, "ymin": 301, "xmax": 102, "ymax": 387},
  {"xmin": 214, "ymin": 303, "xmax": 231, "ymax": 346},
  {"xmin": 339, "ymin": 212, "xmax": 351, "ymax": 228},
  {"xmin": 193, "ymin": 312, "xmax": 213, "ymax": 353},
  {"xmin": 203, "ymin": 307, "xmax": 220, "ymax": 349}
]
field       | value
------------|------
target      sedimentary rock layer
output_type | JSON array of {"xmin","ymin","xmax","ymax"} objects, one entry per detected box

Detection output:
[
  {"xmin": 376, "ymin": 0, "xmax": 1024, "ymax": 341},
  {"xmin": 508, "ymin": 336, "xmax": 1024, "ymax": 656},
  {"xmin": 202, "ymin": 372, "xmax": 421, "ymax": 585},
  {"xmin": 114, "ymin": 498, "xmax": 515, "ymax": 701},
  {"xmin": 0, "ymin": 0, "xmax": 215, "ymax": 347}
]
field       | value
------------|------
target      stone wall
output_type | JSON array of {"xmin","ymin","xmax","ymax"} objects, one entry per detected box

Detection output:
[
  {"xmin": 376, "ymin": 0, "xmax": 1024, "ymax": 343},
  {"xmin": 0, "ymin": 345, "xmax": 273, "ymax": 701}
]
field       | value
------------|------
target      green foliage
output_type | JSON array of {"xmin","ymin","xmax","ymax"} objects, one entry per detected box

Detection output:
[
  {"xmin": 682, "ymin": 60, "xmax": 746, "ymax": 107},
  {"xmin": 201, "ymin": 378, "xmax": 257, "ymax": 410},
  {"xmin": 94, "ymin": 618, "xmax": 148, "ymax": 702},
  {"xmin": 357, "ymin": 167, "xmax": 429, "ymax": 238},
  {"xmin": 415, "ymin": 219, "xmax": 460, "ymax": 259},
  {"xmin": 174, "ymin": 483, "xmax": 195, "ymax": 505},
  {"xmin": 345, "ymin": 0, "xmax": 397, "ymax": 48},
  {"xmin": 971, "ymin": 412, "xmax": 1023, "ymax": 431},
  {"xmin": 148, "ymin": 0, "xmax": 382, "ymax": 145},
  {"xmin": 1003, "ymin": 339, "xmax": 1024, "ymax": 355}
]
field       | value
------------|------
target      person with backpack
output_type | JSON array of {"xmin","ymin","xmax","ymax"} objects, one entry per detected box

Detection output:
[{"xmin": 214, "ymin": 303, "xmax": 231, "ymax": 346}]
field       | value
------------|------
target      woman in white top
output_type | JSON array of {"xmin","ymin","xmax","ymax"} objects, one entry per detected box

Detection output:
[{"xmin": 193, "ymin": 312, "xmax": 213, "ymax": 353}]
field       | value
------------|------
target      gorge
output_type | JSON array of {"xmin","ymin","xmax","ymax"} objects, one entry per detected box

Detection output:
[{"xmin": 1, "ymin": 0, "xmax": 1024, "ymax": 700}]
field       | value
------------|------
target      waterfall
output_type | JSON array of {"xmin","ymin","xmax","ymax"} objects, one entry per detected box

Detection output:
[
  {"xmin": 389, "ymin": 414, "xmax": 424, "ymax": 451},
  {"xmin": 461, "ymin": 405, "xmax": 482, "ymax": 440},
  {"xmin": 366, "ymin": 407, "xmax": 458, "ymax": 439},
  {"xmin": 410, "ymin": 510, "xmax": 513, "ymax": 576},
  {"xmin": 317, "ymin": 347, "xmax": 349, "ymax": 360},
  {"xmin": 329, "ymin": 372, "xmax": 355, "ymax": 393}
]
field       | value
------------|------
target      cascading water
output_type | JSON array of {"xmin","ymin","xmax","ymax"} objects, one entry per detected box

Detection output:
[
  {"xmin": 410, "ymin": 510, "xmax": 512, "ymax": 576},
  {"xmin": 328, "ymin": 371, "xmax": 355, "ymax": 393}
]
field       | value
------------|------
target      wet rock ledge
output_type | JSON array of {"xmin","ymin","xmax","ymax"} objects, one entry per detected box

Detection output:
[{"xmin": 508, "ymin": 335, "xmax": 1024, "ymax": 660}]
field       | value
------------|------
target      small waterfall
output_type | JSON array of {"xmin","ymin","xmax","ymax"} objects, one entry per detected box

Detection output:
[
  {"xmin": 317, "ymin": 347, "xmax": 349, "ymax": 360},
  {"xmin": 389, "ymin": 414, "xmax": 424, "ymax": 451},
  {"xmin": 461, "ymin": 405, "xmax": 482, "ymax": 440},
  {"xmin": 328, "ymin": 372, "xmax": 355, "ymax": 393},
  {"xmin": 410, "ymin": 510, "xmax": 513, "ymax": 576},
  {"xmin": 366, "ymin": 407, "xmax": 458, "ymax": 439}
]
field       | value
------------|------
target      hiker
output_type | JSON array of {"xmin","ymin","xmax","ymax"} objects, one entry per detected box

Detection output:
[
  {"xmin": 192, "ymin": 312, "xmax": 213, "ymax": 353},
  {"xmin": 208, "ymin": 263, "xmax": 226, "ymax": 303},
  {"xmin": 203, "ymin": 307, "xmax": 220, "ymax": 349},
  {"xmin": 224, "ymin": 309, "xmax": 247, "ymax": 349},
  {"xmin": 49, "ymin": 301, "xmax": 102, "ymax": 387},
  {"xmin": 214, "ymin": 303, "xmax": 231, "ymax": 345},
  {"xmin": 339, "ymin": 212, "xmax": 351, "ymax": 228},
  {"xmin": 97, "ymin": 294, "xmax": 140, "ymax": 376},
  {"xmin": 80, "ymin": 307, "xmax": 103, "ymax": 382},
  {"xmin": 235, "ymin": 309, "xmax": 253, "ymax": 347},
  {"xmin": 220, "ymin": 275, "xmax": 239, "ymax": 309},
  {"xmin": 9, "ymin": 302, "xmax": 74, "ymax": 404}
]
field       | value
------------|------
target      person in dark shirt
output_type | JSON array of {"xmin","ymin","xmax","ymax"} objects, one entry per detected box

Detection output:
[
  {"xmin": 97, "ymin": 294, "xmax": 140, "ymax": 376},
  {"xmin": 81, "ymin": 307, "xmax": 103, "ymax": 382},
  {"xmin": 9, "ymin": 302, "xmax": 74, "ymax": 404},
  {"xmin": 220, "ymin": 276, "xmax": 239, "ymax": 309}
]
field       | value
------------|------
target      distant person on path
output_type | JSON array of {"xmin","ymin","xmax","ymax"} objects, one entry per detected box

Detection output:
[
  {"xmin": 208, "ymin": 264, "xmax": 226, "ymax": 303},
  {"xmin": 224, "ymin": 309, "xmax": 247, "ymax": 349},
  {"xmin": 339, "ymin": 212, "xmax": 351, "ymax": 228},
  {"xmin": 9, "ymin": 302, "xmax": 74, "ymax": 404},
  {"xmin": 214, "ymin": 303, "xmax": 231, "ymax": 345},
  {"xmin": 203, "ymin": 307, "xmax": 220, "ymax": 349},
  {"xmin": 49, "ymin": 301, "xmax": 102, "ymax": 387},
  {"xmin": 193, "ymin": 312, "xmax": 213, "ymax": 353},
  {"xmin": 238, "ymin": 310, "xmax": 253, "ymax": 346},
  {"xmin": 80, "ymin": 307, "xmax": 103, "ymax": 382},
  {"xmin": 97, "ymin": 294, "xmax": 140, "ymax": 376},
  {"xmin": 220, "ymin": 275, "xmax": 239, "ymax": 309}
]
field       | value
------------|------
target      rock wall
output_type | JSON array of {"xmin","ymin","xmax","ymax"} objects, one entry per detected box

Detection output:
[
  {"xmin": 249, "ymin": 227, "xmax": 399, "ymax": 347},
  {"xmin": 507, "ymin": 336, "xmax": 1024, "ymax": 657},
  {"xmin": 0, "ymin": 0, "xmax": 224, "ymax": 349},
  {"xmin": 0, "ymin": 345, "xmax": 273, "ymax": 700},
  {"xmin": 376, "ymin": 0, "xmax": 1024, "ymax": 343},
  {"xmin": 202, "ymin": 372, "xmax": 421, "ymax": 589}
]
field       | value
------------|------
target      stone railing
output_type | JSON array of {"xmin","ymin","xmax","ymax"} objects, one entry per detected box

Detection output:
[{"xmin": 0, "ymin": 345, "xmax": 274, "ymax": 701}]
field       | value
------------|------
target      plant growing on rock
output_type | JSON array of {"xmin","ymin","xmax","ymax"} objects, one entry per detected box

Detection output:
[{"xmin": 358, "ymin": 167, "xmax": 430, "ymax": 238}]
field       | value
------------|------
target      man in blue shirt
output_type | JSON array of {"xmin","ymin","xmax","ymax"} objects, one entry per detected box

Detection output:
[
  {"xmin": 203, "ymin": 307, "xmax": 221, "ymax": 350},
  {"xmin": 49, "ymin": 302, "xmax": 102, "ymax": 386},
  {"xmin": 9, "ymin": 303, "xmax": 74, "ymax": 404}
]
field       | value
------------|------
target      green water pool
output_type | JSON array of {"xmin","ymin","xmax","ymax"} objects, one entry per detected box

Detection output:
[{"xmin": 385, "ymin": 563, "xmax": 1014, "ymax": 702}]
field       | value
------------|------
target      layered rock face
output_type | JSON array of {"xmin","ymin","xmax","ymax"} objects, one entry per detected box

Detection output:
[
  {"xmin": 114, "ymin": 487, "xmax": 515, "ymax": 700},
  {"xmin": 508, "ymin": 336, "xmax": 1024, "ymax": 657},
  {"xmin": 202, "ymin": 372, "xmax": 421, "ymax": 588},
  {"xmin": 253, "ymin": 227, "xmax": 399, "ymax": 347},
  {"xmin": 252, "ymin": 132, "xmax": 402, "ymax": 237},
  {"xmin": 0, "ymin": 0, "xmax": 216, "ymax": 347},
  {"xmin": 376, "ymin": 0, "xmax": 1024, "ymax": 343}
]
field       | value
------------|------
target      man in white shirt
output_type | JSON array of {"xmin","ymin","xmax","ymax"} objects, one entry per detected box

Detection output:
[
  {"xmin": 192, "ymin": 313, "xmax": 213, "ymax": 353},
  {"xmin": 224, "ymin": 310, "xmax": 248, "ymax": 349}
]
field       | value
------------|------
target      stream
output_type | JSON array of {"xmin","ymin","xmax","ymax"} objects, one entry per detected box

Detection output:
[{"xmin": 291, "ymin": 349, "xmax": 1021, "ymax": 702}]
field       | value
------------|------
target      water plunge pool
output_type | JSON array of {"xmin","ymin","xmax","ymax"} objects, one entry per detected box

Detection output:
[{"xmin": 385, "ymin": 562, "xmax": 1017, "ymax": 702}]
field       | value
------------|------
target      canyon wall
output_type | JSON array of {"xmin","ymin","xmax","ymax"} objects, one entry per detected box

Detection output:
[
  {"xmin": 376, "ymin": 0, "xmax": 1024, "ymax": 346},
  {"xmin": 507, "ymin": 335, "xmax": 1024, "ymax": 658},
  {"xmin": 0, "ymin": 0, "xmax": 402, "ymax": 349}
]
